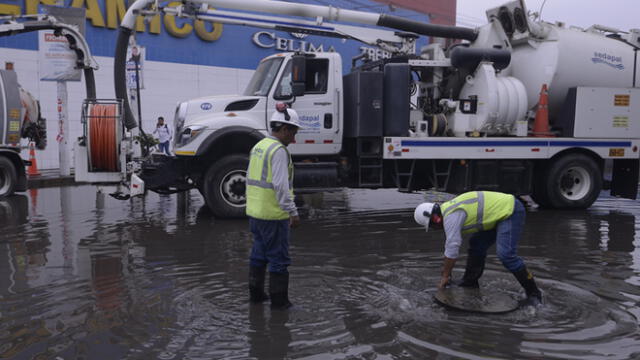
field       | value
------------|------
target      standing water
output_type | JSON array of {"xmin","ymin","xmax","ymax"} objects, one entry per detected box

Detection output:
[{"xmin": 0, "ymin": 185, "xmax": 639, "ymax": 359}]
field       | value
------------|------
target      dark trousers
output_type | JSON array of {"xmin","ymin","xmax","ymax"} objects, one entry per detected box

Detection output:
[{"xmin": 249, "ymin": 217, "xmax": 291, "ymax": 273}]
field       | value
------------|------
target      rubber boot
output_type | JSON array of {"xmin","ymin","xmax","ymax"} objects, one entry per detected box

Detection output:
[
  {"xmin": 513, "ymin": 266, "xmax": 542, "ymax": 306},
  {"xmin": 457, "ymin": 254, "xmax": 485, "ymax": 288},
  {"xmin": 269, "ymin": 272, "xmax": 293, "ymax": 310},
  {"xmin": 249, "ymin": 266, "xmax": 269, "ymax": 303}
]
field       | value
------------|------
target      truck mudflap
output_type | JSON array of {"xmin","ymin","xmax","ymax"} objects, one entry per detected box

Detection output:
[
  {"xmin": 610, "ymin": 159, "xmax": 639, "ymax": 200},
  {"xmin": 139, "ymin": 155, "xmax": 194, "ymax": 194},
  {"xmin": 293, "ymin": 162, "xmax": 338, "ymax": 189}
]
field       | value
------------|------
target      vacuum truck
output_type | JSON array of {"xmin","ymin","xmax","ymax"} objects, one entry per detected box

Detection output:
[
  {"xmin": 77, "ymin": 0, "xmax": 640, "ymax": 217},
  {"xmin": 0, "ymin": 67, "xmax": 46, "ymax": 198},
  {"xmin": 0, "ymin": 14, "xmax": 97, "ymax": 198}
]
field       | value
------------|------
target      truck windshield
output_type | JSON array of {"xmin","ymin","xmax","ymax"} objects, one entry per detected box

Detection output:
[{"xmin": 243, "ymin": 57, "xmax": 284, "ymax": 96}]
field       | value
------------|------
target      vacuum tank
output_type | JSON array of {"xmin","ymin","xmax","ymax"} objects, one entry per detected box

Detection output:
[
  {"xmin": 459, "ymin": 0, "xmax": 640, "ymax": 130},
  {"xmin": 509, "ymin": 25, "xmax": 639, "ymax": 122}
]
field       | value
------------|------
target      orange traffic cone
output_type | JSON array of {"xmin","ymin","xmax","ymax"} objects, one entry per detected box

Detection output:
[
  {"xmin": 27, "ymin": 141, "xmax": 41, "ymax": 176},
  {"xmin": 531, "ymin": 84, "xmax": 554, "ymax": 137}
]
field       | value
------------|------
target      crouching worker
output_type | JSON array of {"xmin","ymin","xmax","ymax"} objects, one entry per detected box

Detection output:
[
  {"xmin": 414, "ymin": 191, "xmax": 542, "ymax": 305},
  {"xmin": 246, "ymin": 103, "xmax": 302, "ymax": 310}
]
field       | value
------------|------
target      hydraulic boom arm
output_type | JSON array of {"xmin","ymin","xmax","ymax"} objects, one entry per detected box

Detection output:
[
  {"xmin": 0, "ymin": 14, "xmax": 98, "ymax": 98},
  {"xmin": 115, "ymin": 0, "xmax": 478, "ymax": 130}
]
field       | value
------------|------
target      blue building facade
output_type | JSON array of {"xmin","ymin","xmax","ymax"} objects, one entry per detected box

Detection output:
[{"xmin": 1, "ymin": 0, "xmax": 433, "ymax": 73}]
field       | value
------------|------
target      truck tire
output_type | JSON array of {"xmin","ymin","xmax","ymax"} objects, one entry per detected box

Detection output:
[
  {"xmin": 0, "ymin": 157, "xmax": 17, "ymax": 199},
  {"xmin": 0, "ymin": 195, "xmax": 28, "ymax": 226},
  {"xmin": 203, "ymin": 154, "xmax": 249, "ymax": 218},
  {"xmin": 543, "ymin": 153, "xmax": 602, "ymax": 209}
]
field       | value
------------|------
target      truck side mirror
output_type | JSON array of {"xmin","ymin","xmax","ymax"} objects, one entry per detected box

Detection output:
[{"xmin": 291, "ymin": 54, "xmax": 306, "ymax": 97}]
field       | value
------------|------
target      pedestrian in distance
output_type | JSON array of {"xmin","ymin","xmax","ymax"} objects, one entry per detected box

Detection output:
[
  {"xmin": 246, "ymin": 102, "xmax": 302, "ymax": 310},
  {"xmin": 414, "ymin": 191, "xmax": 543, "ymax": 305},
  {"xmin": 153, "ymin": 116, "xmax": 172, "ymax": 155}
]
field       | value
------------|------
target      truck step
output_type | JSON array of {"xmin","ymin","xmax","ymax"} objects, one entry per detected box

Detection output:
[
  {"xmin": 394, "ymin": 159, "xmax": 416, "ymax": 192},
  {"xmin": 357, "ymin": 157, "xmax": 383, "ymax": 187}
]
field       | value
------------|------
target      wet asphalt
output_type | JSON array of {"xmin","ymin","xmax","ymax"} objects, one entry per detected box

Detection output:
[{"xmin": 1, "ymin": 185, "xmax": 640, "ymax": 359}]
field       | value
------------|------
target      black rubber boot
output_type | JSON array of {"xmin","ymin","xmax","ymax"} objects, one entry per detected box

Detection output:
[
  {"xmin": 457, "ymin": 254, "xmax": 485, "ymax": 288},
  {"xmin": 513, "ymin": 266, "xmax": 542, "ymax": 305},
  {"xmin": 249, "ymin": 266, "xmax": 269, "ymax": 303},
  {"xmin": 269, "ymin": 272, "xmax": 293, "ymax": 310}
]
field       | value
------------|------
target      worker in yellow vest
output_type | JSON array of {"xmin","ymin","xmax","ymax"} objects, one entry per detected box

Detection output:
[
  {"xmin": 414, "ymin": 191, "xmax": 542, "ymax": 305},
  {"xmin": 246, "ymin": 103, "xmax": 302, "ymax": 310}
]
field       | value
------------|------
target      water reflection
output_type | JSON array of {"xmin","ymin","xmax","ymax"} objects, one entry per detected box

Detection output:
[
  {"xmin": 0, "ymin": 187, "xmax": 639, "ymax": 359},
  {"xmin": 248, "ymin": 305, "xmax": 291, "ymax": 360}
]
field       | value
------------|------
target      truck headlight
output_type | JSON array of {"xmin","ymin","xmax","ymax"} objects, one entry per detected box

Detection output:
[{"xmin": 178, "ymin": 125, "xmax": 207, "ymax": 147}]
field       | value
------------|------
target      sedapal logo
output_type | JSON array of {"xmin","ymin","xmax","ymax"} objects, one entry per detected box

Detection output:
[
  {"xmin": 592, "ymin": 52, "xmax": 624, "ymax": 70},
  {"xmin": 299, "ymin": 115, "xmax": 321, "ymax": 128},
  {"xmin": 200, "ymin": 102, "xmax": 213, "ymax": 110}
]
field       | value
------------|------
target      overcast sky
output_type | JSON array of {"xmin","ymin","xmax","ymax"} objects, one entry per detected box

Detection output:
[{"xmin": 456, "ymin": 0, "xmax": 639, "ymax": 32}]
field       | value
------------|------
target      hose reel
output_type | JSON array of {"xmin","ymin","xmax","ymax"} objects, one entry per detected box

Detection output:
[{"xmin": 83, "ymin": 100, "xmax": 122, "ymax": 172}]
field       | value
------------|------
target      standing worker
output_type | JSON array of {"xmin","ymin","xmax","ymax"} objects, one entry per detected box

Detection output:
[
  {"xmin": 246, "ymin": 103, "xmax": 302, "ymax": 309},
  {"xmin": 153, "ymin": 116, "xmax": 172, "ymax": 155},
  {"xmin": 414, "ymin": 191, "xmax": 542, "ymax": 305}
]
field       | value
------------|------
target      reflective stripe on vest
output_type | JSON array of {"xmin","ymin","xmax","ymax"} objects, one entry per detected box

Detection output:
[
  {"xmin": 441, "ymin": 191, "xmax": 515, "ymax": 234},
  {"xmin": 246, "ymin": 138, "xmax": 293, "ymax": 220}
]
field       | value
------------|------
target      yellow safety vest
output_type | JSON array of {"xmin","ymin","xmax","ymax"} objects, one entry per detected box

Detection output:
[
  {"xmin": 245, "ymin": 137, "xmax": 294, "ymax": 220},
  {"xmin": 441, "ymin": 191, "xmax": 515, "ymax": 234}
]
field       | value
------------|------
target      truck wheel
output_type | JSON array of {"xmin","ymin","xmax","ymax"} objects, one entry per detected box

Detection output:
[
  {"xmin": 0, "ymin": 157, "xmax": 17, "ymax": 199},
  {"xmin": 203, "ymin": 154, "xmax": 249, "ymax": 218},
  {"xmin": 544, "ymin": 154, "xmax": 602, "ymax": 209}
]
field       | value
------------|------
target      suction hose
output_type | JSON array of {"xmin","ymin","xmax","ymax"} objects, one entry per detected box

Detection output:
[
  {"xmin": 114, "ymin": 26, "xmax": 138, "ymax": 130},
  {"xmin": 378, "ymin": 14, "xmax": 478, "ymax": 41}
]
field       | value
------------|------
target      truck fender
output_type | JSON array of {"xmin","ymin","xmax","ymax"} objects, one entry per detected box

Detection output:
[
  {"xmin": 196, "ymin": 126, "xmax": 265, "ymax": 157},
  {"xmin": 0, "ymin": 150, "xmax": 27, "ymax": 193}
]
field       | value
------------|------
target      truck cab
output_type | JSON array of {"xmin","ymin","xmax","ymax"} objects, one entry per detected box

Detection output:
[
  {"xmin": 174, "ymin": 52, "xmax": 343, "ymax": 157},
  {"xmin": 166, "ymin": 52, "xmax": 344, "ymax": 217}
]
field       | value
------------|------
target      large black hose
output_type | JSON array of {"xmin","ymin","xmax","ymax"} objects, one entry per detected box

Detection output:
[
  {"xmin": 114, "ymin": 26, "xmax": 138, "ymax": 130},
  {"xmin": 84, "ymin": 69, "xmax": 96, "ymax": 99},
  {"xmin": 377, "ymin": 14, "xmax": 478, "ymax": 41},
  {"xmin": 450, "ymin": 47, "xmax": 511, "ymax": 70}
]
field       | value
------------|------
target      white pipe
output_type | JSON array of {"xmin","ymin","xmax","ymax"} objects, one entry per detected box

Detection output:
[
  {"xmin": 121, "ymin": 0, "xmax": 155, "ymax": 30},
  {"xmin": 192, "ymin": 0, "xmax": 381, "ymax": 26}
]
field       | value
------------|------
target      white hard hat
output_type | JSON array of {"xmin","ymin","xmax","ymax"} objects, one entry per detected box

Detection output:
[
  {"xmin": 270, "ymin": 106, "xmax": 303, "ymax": 129},
  {"xmin": 414, "ymin": 202, "xmax": 436, "ymax": 231}
]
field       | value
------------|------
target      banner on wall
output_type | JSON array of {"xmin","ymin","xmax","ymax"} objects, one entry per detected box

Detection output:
[
  {"xmin": 126, "ymin": 45, "xmax": 145, "ymax": 89},
  {"xmin": 38, "ymin": 5, "xmax": 85, "ymax": 82},
  {"xmin": 38, "ymin": 31, "xmax": 82, "ymax": 81}
]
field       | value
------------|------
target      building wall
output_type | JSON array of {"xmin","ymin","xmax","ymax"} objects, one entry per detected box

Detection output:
[
  {"xmin": 0, "ymin": 0, "xmax": 453, "ymax": 170},
  {"xmin": 372, "ymin": 0, "xmax": 456, "ymax": 25}
]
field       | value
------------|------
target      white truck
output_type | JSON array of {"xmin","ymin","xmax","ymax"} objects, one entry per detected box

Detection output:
[
  {"xmin": 78, "ymin": 0, "xmax": 640, "ymax": 217},
  {"xmin": 0, "ymin": 14, "xmax": 97, "ymax": 198}
]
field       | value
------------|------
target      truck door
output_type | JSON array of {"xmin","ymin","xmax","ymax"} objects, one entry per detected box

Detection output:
[{"xmin": 269, "ymin": 55, "xmax": 341, "ymax": 155}]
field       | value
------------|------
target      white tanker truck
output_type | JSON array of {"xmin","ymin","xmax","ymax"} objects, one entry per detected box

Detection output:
[{"xmin": 77, "ymin": 0, "xmax": 640, "ymax": 217}]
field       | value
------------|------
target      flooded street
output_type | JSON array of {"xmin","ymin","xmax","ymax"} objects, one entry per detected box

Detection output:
[{"xmin": 1, "ymin": 185, "xmax": 640, "ymax": 359}]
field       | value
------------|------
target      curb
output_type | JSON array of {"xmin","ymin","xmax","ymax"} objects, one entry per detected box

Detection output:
[{"xmin": 26, "ymin": 170, "xmax": 78, "ymax": 189}]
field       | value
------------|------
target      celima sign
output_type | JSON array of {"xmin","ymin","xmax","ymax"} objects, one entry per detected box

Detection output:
[{"xmin": 252, "ymin": 31, "xmax": 391, "ymax": 61}]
